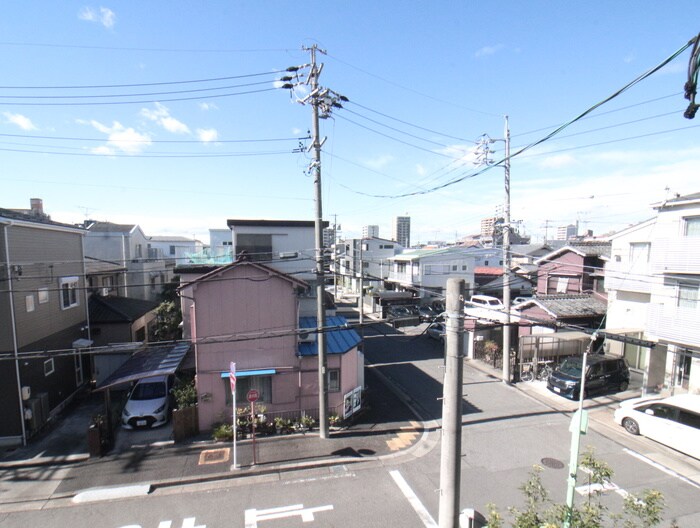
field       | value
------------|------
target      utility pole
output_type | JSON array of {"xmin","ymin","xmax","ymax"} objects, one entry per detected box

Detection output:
[
  {"xmin": 474, "ymin": 116, "xmax": 512, "ymax": 384},
  {"xmin": 438, "ymin": 278, "xmax": 465, "ymax": 528},
  {"xmin": 290, "ymin": 45, "xmax": 347, "ymax": 439},
  {"xmin": 307, "ymin": 44, "xmax": 329, "ymax": 439},
  {"xmin": 502, "ymin": 116, "xmax": 512, "ymax": 385}
]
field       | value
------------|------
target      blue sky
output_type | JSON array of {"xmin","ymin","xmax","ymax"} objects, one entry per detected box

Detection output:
[{"xmin": 2, "ymin": 2, "xmax": 698, "ymax": 245}]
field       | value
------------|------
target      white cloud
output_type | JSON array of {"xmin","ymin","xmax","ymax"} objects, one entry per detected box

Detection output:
[
  {"xmin": 538, "ymin": 153, "xmax": 577, "ymax": 169},
  {"xmin": 364, "ymin": 154, "xmax": 394, "ymax": 170},
  {"xmin": 197, "ymin": 128, "xmax": 218, "ymax": 143},
  {"xmin": 198, "ymin": 102, "xmax": 218, "ymax": 111},
  {"xmin": 81, "ymin": 120, "xmax": 151, "ymax": 155},
  {"xmin": 3, "ymin": 112, "xmax": 37, "ymax": 131},
  {"xmin": 141, "ymin": 103, "xmax": 190, "ymax": 134},
  {"xmin": 475, "ymin": 44, "xmax": 504, "ymax": 58},
  {"xmin": 415, "ymin": 164, "xmax": 426, "ymax": 176},
  {"xmin": 78, "ymin": 6, "xmax": 116, "ymax": 29}
]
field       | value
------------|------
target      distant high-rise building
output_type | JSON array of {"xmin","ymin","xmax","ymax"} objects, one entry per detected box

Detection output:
[
  {"xmin": 362, "ymin": 225, "xmax": 379, "ymax": 239},
  {"xmin": 480, "ymin": 216, "xmax": 499, "ymax": 238},
  {"xmin": 556, "ymin": 224, "xmax": 577, "ymax": 241},
  {"xmin": 323, "ymin": 226, "xmax": 336, "ymax": 248},
  {"xmin": 393, "ymin": 216, "xmax": 411, "ymax": 248}
]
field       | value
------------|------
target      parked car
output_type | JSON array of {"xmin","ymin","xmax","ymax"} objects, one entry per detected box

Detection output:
[
  {"xmin": 387, "ymin": 305, "xmax": 411, "ymax": 318},
  {"xmin": 418, "ymin": 305, "xmax": 437, "ymax": 322},
  {"xmin": 547, "ymin": 354, "xmax": 629, "ymax": 400},
  {"xmin": 121, "ymin": 375, "xmax": 174, "ymax": 429},
  {"xmin": 427, "ymin": 322, "xmax": 446, "ymax": 343},
  {"xmin": 468, "ymin": 295, "xmax": 504, "ymax": 310},
  {"xmin": 613, "ymin": 394, "xmax": 700, "ymax": 459},
  {"xmin": 513, "ymin": 296, "xmax": 532, "ymax": 305}
]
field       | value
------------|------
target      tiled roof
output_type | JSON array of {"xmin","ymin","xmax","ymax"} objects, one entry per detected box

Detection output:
[
  {"xmin": 89, "ymin": 295, "xmax": 159, "ymax": 323},
  {"xmin": 297, "ymin": 315, "xmax": 361, "ymax": 356},
  {"xmin": 0, "ymin": 207, "xmax": 83, "ymax": 230},
  {"xmin": 568, "ymin": 241, "xmax": 611, "ymax": 258},
  {"xmin": 86, "ymin": 222, "xmax": 136, "ymax": 233},
  {"xmin": 522, "ymin": 294, "xmax": 606, "ymax": 318},
  {"xmin": 474, "ymin": 266, "xmax": 503, "ymax": 276}
]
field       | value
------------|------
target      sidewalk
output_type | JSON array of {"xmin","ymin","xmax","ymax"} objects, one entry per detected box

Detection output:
[{"xmin": 0, "ymin": 366, "xmax": 431, "ymax": 511}]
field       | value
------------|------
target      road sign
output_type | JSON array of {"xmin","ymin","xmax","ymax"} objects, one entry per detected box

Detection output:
[{"xmin": 247, "ymin": 389, "xmax": 259, "ymax": 402}]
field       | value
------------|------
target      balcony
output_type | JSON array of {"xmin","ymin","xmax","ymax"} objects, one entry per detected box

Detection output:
[
  {"xmin": 651, "ymin": 237, "xmax": 700, "ymax": 275},
  {"xmin": 647, "ymin": 302, "xmax": 700, "ymax": 347}
]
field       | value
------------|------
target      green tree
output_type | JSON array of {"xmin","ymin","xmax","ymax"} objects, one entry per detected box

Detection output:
[
  {"xmin": 486, "ymin": 448, "xmax": 674, "ymax": 528},
  {"xmin": 152, "ymin": 299, "xmax": 182, "ymax": 341}
]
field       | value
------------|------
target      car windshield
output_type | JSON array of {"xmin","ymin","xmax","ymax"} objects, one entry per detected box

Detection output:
[
  {"xmin": 131, "ymin": 381, "xmax": 166, "ymax": 400},
  {"xmin": 488, "ymin": 300, "xmax": 501, "ymax": 306},
  {"xmin": 558, "ymin": 358, "xmax": 583, "ymax": 377}
]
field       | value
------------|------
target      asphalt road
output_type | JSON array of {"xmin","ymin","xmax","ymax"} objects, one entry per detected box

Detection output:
[{"xmin": 2, "ymin": 319, "xmax": 700, "ymax": 527}]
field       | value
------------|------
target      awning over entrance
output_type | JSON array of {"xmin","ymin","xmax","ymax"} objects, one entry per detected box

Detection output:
[{"xmin": 96, "ymin": 342, "xmax": 191, "ymax": 391}]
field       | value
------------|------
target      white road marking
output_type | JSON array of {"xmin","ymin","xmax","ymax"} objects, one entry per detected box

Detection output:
[
  {"xmin": 623, "ymin": 448, "xmax": 700, "ymax": 490},
  {"xmin": 389, "ymin": 470, "xmax": 438, "ymax": 528},
  {"xmin": 244, "ymin": 504, "xmax": 334, "ymax": 527},
  {"xmin": 72, "ymin": 484, "xmax": 151, "ymax": 503}
]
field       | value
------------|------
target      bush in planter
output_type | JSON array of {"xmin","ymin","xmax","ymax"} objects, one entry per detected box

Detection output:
[
  {"xmin": 299, "ymin": 415, "xmax": 315, "ymax": 430},
  {"xmin": 212, "ymin": 423, "xmax": 233, "ymax": 442},
  {"xmin": 172, "ymin": 378, "xmax": 197, "ymax": 409}
]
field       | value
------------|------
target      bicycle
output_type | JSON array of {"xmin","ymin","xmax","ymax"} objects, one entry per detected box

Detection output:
[{"xmin": 520, "ymin": 361, "xmax": 553, "ymax": 382}]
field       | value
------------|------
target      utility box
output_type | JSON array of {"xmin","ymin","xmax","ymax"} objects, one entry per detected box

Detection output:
[{"xmin": 460, "ymin": 508, "xmax": 486, "ymax": 528}]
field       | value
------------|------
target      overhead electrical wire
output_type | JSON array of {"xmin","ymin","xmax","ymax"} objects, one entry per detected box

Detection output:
[{"xmin": 345, "ymin": 36, "xmax": 697, "ymax": 200}]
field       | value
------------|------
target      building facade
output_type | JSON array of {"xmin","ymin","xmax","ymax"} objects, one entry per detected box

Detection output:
[{"xmin": 393, "ymin": 216, "xmax": 411, "ymax": 248}]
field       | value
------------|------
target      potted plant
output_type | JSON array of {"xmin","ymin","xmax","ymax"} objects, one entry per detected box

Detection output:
[{"xmin": 212, "ymin": 423, "xmax": 233, "ymax": 442}]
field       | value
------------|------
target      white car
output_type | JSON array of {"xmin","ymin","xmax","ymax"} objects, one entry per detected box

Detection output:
[
  {"xmin": 121, "ymin": 375, "xmax": 173, "ymax": 429},
  {"xmin": 613, "ymin": 394, "xmax": 700, "ymax": 459}
]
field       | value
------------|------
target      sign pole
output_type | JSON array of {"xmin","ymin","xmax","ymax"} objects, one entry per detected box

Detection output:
[
  {"xmin": 230, "ymin": 362, "xmax": 238, "ymax": 470},
  {"xmin": 251, "ymin": 399, "xmax": 257, "ymax": 466}
]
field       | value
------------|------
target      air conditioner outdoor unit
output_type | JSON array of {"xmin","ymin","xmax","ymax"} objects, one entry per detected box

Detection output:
[
  {"xmin": 100, "ymin": 287, "xmax": 110, "ymax": 296},
  {"xmin": 298, "ymin": 331, "xmax": 316, "ymax": 343},
  {"xmin": 279, "ymin": 251, "xmax": 298, "ymax": 259}
]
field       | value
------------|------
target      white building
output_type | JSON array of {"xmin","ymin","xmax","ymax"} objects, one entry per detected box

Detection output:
[
  {"xmin": 227, "ymin": 219, "xmax": 327, "ymax": 281},
  {"xmin": 148, "ymin": 235, "xmax": 203, "ymax": 265},
  {"xmin": 393, "ymin": 216, "xmax": 411, "ymax": 248},
  {"xmin": 386, "ymin": 247, "xmax": 476, "ymax": 302},
  {"xmin": 605, "ymin": 192, "xmax": 700, "ymax": 394},
  {"xmin": 363, "ymin": 225, "xmax": 379, "ymax": 239},
  {"xmin": 334, "ymin": 237, "xmax": 402, "ymax": 295},
  {"xmin": 556, "ymin": 224, "xmax": 577, "ymax": 240}
]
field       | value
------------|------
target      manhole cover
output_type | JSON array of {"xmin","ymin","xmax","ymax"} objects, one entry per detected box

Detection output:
[
  {"xmin": 199, "ymin": 448, "xmax": 230, "ymax": 465},
  {"xmin": 540, "ymin": 457, "xmax": 565, "ymax": 469}
]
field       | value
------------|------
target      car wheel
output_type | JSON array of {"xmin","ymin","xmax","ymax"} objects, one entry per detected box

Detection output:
[
  {"xmin": 622, "ymin": 417, "xmax": 640, "ymax": 436},
  {"xmin": 619, "ymin": 380, "xmax": 629, "ymax": 392}
]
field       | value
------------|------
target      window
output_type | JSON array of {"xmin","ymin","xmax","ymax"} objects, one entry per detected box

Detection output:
[
  {"xmin": 678, "ymin": 410, "xmax": 700, "ymax": 429},
  {"xmin": 328, "ymin": 369, "xmax": 340, "ymax": 392},
  {"xmin": 236, "ymin": 234, "xmax": 272, "ymax": 262},
  {"xmin": 169, "ymin": 245, "xmax": 176, "ymax": 255},
  {"xmin": 678, "ymin": 283, "xmax": 699, "ymax": 309},
  {"xmin": 684, "ymin": 216, "xmax": 700, "ymax": 237},
  {"xmin": 60, "ymin": 277, "xmax": 79, "ymax": 309},
  {"xmin": 25, "ymin": 295, "xmax": 35, "ymax": 312},
  {"xmin": 462, "ymin": 265, "xmax": 467, "ymax": 271},
  {"xmin": 629, "ymin": 242, "xmax": 650, "ymax": 263},
  {"xmin": 38, "ymin": 288, "xmax": 49, "ymax": 304},
  {"xmin": 44, "ymin": 358, "xmax": 55, "ymax": 376},
  {"xmin": 224, "ymin": 375, "xmax": 272, "ymax": 405},
  {"xmin": 484, "ymin": 261, "xmax": 489, "ymax": 266},
  {"xmin": 223, "ymin": 240, "xmax": 232, "ymax": 246},
  {"xmin": 556, "ymin": 277, "xmax": 569, "ymax": 293}
]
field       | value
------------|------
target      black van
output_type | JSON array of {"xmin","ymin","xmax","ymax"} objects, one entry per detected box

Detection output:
[{"xmin": 547, "ymin": 354, "xmax": 630, "ymax": 400}]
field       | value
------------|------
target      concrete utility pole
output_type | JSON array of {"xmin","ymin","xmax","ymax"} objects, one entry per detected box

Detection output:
[
  {"xmin": 502, "ymin": 116, "xmax": 512, "ymax": 385},
  {"xmin": 438, "ymin": 278, "xmax": 465, "ymax": 528},
  {"xmin": 306, "ymin": 44, "xmax": 329, "ymax": 439}
]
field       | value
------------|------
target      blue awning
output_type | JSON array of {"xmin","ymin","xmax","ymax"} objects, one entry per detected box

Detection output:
[{"xmin": 220, "ymin": 369, "xmax": 277, "ymax": 379}]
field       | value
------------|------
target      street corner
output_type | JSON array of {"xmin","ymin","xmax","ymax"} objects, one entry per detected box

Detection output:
[{"xmin": 385, "ymin": 420, "xmax": 423, "ymax": 452}]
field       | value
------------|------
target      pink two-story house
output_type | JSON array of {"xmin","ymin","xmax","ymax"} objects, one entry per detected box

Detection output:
[{"xmin": 178, "ymin": 259, "xmax": 362, "ymax": 431}]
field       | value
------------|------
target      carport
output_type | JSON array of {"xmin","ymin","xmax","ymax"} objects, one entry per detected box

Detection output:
[{"xmin": 94, "ymin": 342, "xmax": 192, "ymax": 447}]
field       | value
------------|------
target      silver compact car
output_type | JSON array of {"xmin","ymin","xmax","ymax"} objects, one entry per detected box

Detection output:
[{"xmin": 121, "ymin": 375, "xmax": 173, "ymax": 429}]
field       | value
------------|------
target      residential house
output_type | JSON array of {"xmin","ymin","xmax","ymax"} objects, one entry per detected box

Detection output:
[
  {"xmin": 88, "ymin": 295, "xmax": 159, "ymax": 385},
  {"xmin": 606, "ymin": 192, "xmax": 700, "ymax": 394},
  {"xmin": 85, "ymin": 256, "xmax": 126, "ymax": 297},
  {"xmin": 178, "ymin": 260, "xmax": 362, "ymax": 431},
  {"xmin": 334, "ymin": 237, "xmax": 402, "ymax": 295},
  {"xmin": 0, "ymin": 203, "xmax": 90, "ymax": 446},
  {"xmin": 516, "ymin": 241, "xmax": 610, "ymax": 336},
  {"xmin": 386, "ymin": 247, "xmax": 476, "ymax": 302},
  {"xmin": 83, "ymin": 221, "xmax": 172, "ymax": 302},
  {"xmin": 227, "ymin": 219, "xmax": 328, "ymax": 281},
  {"xmin": 147, "ymin": 235, "xmax": 203, "ymax": 267}
]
